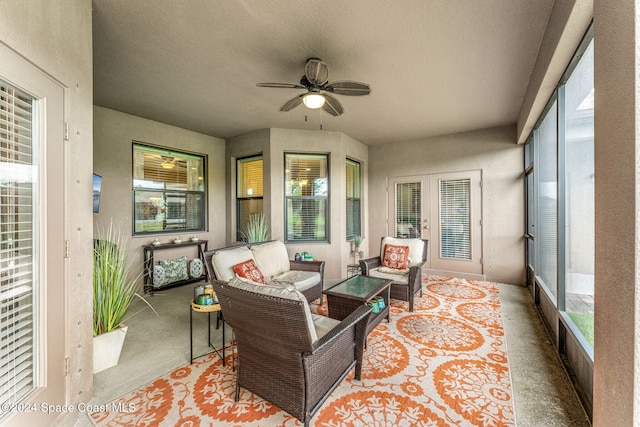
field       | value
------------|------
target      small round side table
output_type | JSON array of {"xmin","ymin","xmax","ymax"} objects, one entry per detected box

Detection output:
[{"xmin": 190, "ymin": 300, "xmax": 227, "ymax": 365}]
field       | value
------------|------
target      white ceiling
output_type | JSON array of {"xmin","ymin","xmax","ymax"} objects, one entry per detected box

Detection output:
[{"xmin": 92, "ymin": 0, "xmax": 554, "ymax": 145}]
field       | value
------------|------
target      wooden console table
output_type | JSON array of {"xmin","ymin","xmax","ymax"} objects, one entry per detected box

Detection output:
[{"xmin": 143, "ymin": 240, "xmax": 208, "ymax": 294}]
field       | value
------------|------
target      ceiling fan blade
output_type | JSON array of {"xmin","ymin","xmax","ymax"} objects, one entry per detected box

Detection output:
[
  {"xmin": 324, "ymin": 80, "xmax": 371, "ymax": 96},
  {"xmin": 280, "ymin": 94, "xmax": 305, "ymax": 112},
  {"xmin": 304, "ymin": 58, "xmax": 329, "ymax": 86},
  {"xmin": 322, "ymin": 93, "xmax": 343, "ymax": 116},
  {"xmin": 257, "ymin": 82, "xmax": 305, "ymax": 89}
]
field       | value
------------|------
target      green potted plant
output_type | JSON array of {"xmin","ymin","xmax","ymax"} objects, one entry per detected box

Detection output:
[
  {"xmin": 353, "ymin": 234, "xmax": 363, "ymax": 253},
  {"xmin": 93, "ymin": 222, "xmax": 154, "ymax": 373},
  {"xmin": 241, "ymin": 213, "xmax": 271, "ymax": 243}
]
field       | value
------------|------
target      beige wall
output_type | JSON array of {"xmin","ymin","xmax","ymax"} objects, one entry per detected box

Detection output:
[
  {"xmin": 227, "ymin": 128, "xmax": 368, "ymax": 279},
  {"xmin": 368, "ymin": 125, "xmax": 524, "ymax": 285},
  {"xmin": 0, "ymin": 0, "xmax": 94, "ymax": 425},
  {"xmin": 93, "ymin": 106, "xmax": 227, "ymax": 274},
  {"xmin": 593, "ymin": 1, "xmax": 639, "ymax": 425}
]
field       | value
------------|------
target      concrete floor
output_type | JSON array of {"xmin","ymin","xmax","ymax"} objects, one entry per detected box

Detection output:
[{"xmin": 75, "ymin": 281, "xmax": 591, "ymax": 427}]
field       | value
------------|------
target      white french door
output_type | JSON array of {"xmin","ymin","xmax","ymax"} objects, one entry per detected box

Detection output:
[
  {"xmin": 0, "ymin": 42, "xmax": 66, "ymax": 425},
  {"xmin": 389, "ymin": 170, "xmax": 482, "ymax": 274}
]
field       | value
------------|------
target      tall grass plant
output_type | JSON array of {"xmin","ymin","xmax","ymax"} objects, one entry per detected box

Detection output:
[
  {"xmin": 93, "ymin": 222, "xmax": 155, "ymax": 336},
  {"xmin": 241, "ymin": 213, "xmax": 271, "ymax": 243}
]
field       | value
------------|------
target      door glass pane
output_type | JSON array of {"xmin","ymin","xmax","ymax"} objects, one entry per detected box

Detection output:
[
  {"xmin": 536, "ymin": 100, "xmax": 558, "ymax": 298},
  {"xmin": 563, "ymin": 39, "xmax": 594, "ymax": 348},
  {"xmin": 0, "ymin": 80, "xmax": 37, "ymax": 407},
  {"xmin": 439, "ymin": 178, "xmax": 471, "ymax": 260},
  {"xmin": 395, "ymin": 182, "xmax": 420, "ymax": 238}
]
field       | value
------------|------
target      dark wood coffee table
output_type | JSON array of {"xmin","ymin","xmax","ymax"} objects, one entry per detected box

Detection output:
[{"xmin": 324, "ymin": 275, "xmax": 392, "ymax": 336}]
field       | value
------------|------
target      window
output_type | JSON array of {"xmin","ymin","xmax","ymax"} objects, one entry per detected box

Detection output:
[
  {"xmin": 525, "ymin": 136, "xmax": 535, "ymax": 285},
  {"xmin": 527, "ymin": 28, "xmax": 594, "ymax": 363},
  {"xmin": 285, "ymin": 153, "xmax": 328, "ymax": 242},
  {"xmin": 0, "ymin": 79, "xmax": 38, "ymax": 408},
  {"xmin": 562, "ymin": 37, "xmax": 594, "ymax": 349},
  {"xmin": 535, "ymin": 100, "xmax": 558, "ymax": 299},
  {"xmin": 237, "ymin": 156, "xmax": 263, "ymax": 241},
  {"xmin": 133, "ymin": 143, "xmax": 206, "ymax": 234},
  {"xmin": 346, "ymin": 159, "xmax": 361, "ymax": 240}
]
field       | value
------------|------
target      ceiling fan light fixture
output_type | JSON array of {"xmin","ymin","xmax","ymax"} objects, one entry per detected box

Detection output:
[{"xmin": 302, "ymin": 93, "xmax": 325, "ymax": 109}]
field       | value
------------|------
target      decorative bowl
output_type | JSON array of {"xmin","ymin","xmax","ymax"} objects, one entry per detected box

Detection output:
[{"xmin": 173, "ymin": 238, "xmax": 182, "ymax": 244}]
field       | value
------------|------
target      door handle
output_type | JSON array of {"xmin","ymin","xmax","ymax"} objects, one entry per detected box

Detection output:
[{"xmin": 423, "ymin": 225, "xmax": 430, "ymax": 230}]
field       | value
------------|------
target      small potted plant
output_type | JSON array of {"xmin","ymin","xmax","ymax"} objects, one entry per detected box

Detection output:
[
  {"xmin": 241, "ymin": 213, "xmax": 271, "ymax": 243},
  {"xmin": 93, "ymin": 222, "xmax": 155, "ymax": 373},
  {"xmin": 353, "ymin": 234, "xmax": 363, "ymax": 255}
]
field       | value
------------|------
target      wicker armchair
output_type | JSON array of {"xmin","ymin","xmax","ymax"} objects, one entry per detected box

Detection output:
[
  {"xmin": 211, "ymin": 278, "xmax": 371, "ymax": 427},
  {"xmin": 359, "ymin": 237, "xmax": 428, "ymax": 312}
]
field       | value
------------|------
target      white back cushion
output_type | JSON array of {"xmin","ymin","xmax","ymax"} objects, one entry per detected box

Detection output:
[
  {"xmin": 251, "ymin": 240, "xmax": 291, "ymax": 278},
  {"xmin": 227, "ymin": 276, "xmax": 317, "ymax": 342},
  {"xmin": 210, "ymin": 246, "xmax": 254, "ymax": 282},
  {"xmin": 381, "ymin": 237, "xmax": 425, "ymax": 266}
]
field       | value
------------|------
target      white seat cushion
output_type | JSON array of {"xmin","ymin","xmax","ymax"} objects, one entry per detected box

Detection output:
[
  {"xmin": 227, "ymin": 276, "xmax": 318, "ymax": 342},
  {"xmin": 311, "ymin": 313, "xmax": 340, "ymax": 340},
  {"xmin": 270, "ymin": 270, "xmax": 321, "ymax": 292},
  {"xmin": 210, "ymin": 246, "xmax": 254, "ymax": 282},
  {"xmin": 369, "ymin": 267, "xmax": 409, "ymax": 284},
  {"xmin": 251, "ymin": 240, "xmax": 291, "ymax": 278},
  {"xmin": 377, "ymin": 266, "xmax": 410, "ymax": 275},
  {"xmin": 380, "ymin": 237, "xmax": 425, "ymax": 267}
]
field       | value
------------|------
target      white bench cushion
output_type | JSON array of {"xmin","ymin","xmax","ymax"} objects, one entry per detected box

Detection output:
[
  {"xmin": 251, "ymin": 240, "xmax": 290, "ymax": 278},
  {"xmin": 369, "ymin": 267, "xmax": 409, "ymax": 284},
  {"xmin": 210, "ymin": 246, "xmax": 254, "ymax": 282},
  {"xmin": 227, "ymin": 276, "xmax": 318, "ymax": 342},
  {"xmin": 271, "ymin": 270, "xmax": 321, "ymax": 292}
]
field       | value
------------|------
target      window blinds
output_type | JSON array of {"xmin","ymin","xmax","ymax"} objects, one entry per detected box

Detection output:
[
  {"xmin": 395, "ymin": 182, "xmax": 421, "ymax": 238},
  {"xmin": 346, "ymin": 159, "xmax": 361, "ymax": 240},
  {"xmin": 439, "ymin": 178, "xmax": 471, "ymax": 259},
  {"xmin": 237, "ymin": 157, "xmax": 263, "ymax": 198},
  {"xmin": 133, "ymin": 144, "xmax": 205, "ymax": 233},
  {"xmin": 0, "ymin": 81, "xmax": 36, "ymax": 407},
  {"xmin": 285, "ymin": 154, "xmax": 328, "ymax": 241},
  {"xmin": 237, "ymin": 157, "xmax": 264, "ymax": 240}
]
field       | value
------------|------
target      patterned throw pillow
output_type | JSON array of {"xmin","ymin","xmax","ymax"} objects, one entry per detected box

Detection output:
[
  {"xmin": 233, "ymin": 259, "xmax": 266, "ymax": 284},
  {"xmin": 159, "ymin": 256, "xmax": 189, "ymax": 284},
  {"xmin": 153, "ymin": 265, "xmax": 165, "ymax": 288},
  {"xmin": 382, "ymin": 244, "xmax": 410, "ymax": 270},
  {"xmin": 190, "ymin": 258, "xmax": 204, "ymax": 278}
]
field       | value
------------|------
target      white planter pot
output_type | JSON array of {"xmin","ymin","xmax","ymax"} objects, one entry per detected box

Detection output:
[{"xmin": 93, "ymin": 324, "xmax": 128, "ymax": 374}]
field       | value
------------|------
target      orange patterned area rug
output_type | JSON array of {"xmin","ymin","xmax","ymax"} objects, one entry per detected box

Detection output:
[{"xmin": 89, "ymin": 276, "xmax": 515, "ymax": 426}]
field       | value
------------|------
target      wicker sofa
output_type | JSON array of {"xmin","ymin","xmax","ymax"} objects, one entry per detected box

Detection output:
[
  {"xmin": 203, "ymin": 240, "xmax": 324, "ymax": 303},
  {"xmin": 359, "ymin": 237, "xmax": 428, "ymax": 312},
  {"xmin": 211, "ymin": 277, "xmax": 371, "ymax": 427}
]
